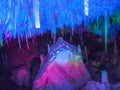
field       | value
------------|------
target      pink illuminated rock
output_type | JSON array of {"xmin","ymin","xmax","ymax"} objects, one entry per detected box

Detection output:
[
  {"xmin": 33, "ymin": 38, "xmax": 90, "ymax": 90},
  {"xmin": 11, "ymin": 67, "xmax": 30, "ymax": 87}
]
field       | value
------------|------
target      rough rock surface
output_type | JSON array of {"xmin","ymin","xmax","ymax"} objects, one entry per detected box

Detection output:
[
  {"xmin": 33, "ymin": 38, "xmax": 90, "ymax": 90},
  {"xmin": 11, "ymin": 66, "xmax": 30, "ymax": 87}
]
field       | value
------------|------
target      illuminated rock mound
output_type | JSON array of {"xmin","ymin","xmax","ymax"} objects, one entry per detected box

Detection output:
[
  {"xmin": 11, "ymin": 67, "xmax": 30, "ymax": 87},
  {"xmin": 33, "ymin": 37, "xmax": 90, "ymax": 90}
]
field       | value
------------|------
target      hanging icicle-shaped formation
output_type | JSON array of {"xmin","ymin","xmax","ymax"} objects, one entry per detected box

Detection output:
[
  {"xmin": 0, "ymin": 0, "xmax": 120, "ymax": 48},
  {"xmin": 33, "ymin": 0, "xmax": 40, "ymax": 28},
  {"xmin": 84, "ymin": 0, "xmax": 89, "ymax": 16},
  {"xmin": 1, "ymin": 0, "xmax": 119, "ymax": 35},
  {"xmin": 104, "ymin": 10, "xmax": 108, "ymax": 52},
  {"xmin": 0, "ymin": 0, "xmax": 119, "ymax": 35},
  {"xmin": 40, "ymin": 0, "xmax": 85, "ymax": 33},
  {"xmin": 39, "ymin": 0, "xmax": 85, "ymax": 43}
]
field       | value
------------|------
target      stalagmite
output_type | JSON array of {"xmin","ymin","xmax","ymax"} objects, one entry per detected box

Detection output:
[
  {"xmin": 48, "ymin": 44, "xmax": 51, "ymax": 54},
  {"xmin": 33, "ymin": 38, "xmax": 90, "ymax": 90},
  {"xmin": 101, "ymin": 70, "xmax": 110, "ymax": 90}
]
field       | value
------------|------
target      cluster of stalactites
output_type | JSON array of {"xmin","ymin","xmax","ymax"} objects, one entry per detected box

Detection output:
[{"xmin": 0, "ymin": 0, "xmax": 119, "ymax": 49}]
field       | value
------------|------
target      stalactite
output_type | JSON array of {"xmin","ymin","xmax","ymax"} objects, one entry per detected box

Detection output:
[
  {"xmin": 24, "ymin": 15, "xmax": 30, "ymax": 49},
  {"xmin": 25, "ymin": 34, "xmax": 29, "ymax": 49},
  {"xmin": 0, "ymin": 0, "xmax": 119, "ymax": 47},
  {"xmin": 9, "ymin": 0, "xmax": 11, "ymax": 8},
  {"xmin": 53, "ymin": 33, "xmax": 56, "ymax": 44},
  {"xmin": 84, "ymin": 0, "xmax": 89, "ymax": 16},
  {"xmin": 20, "ymin": 0, "xmax": 23, "ymax": 6},
  {"xmin": 70, "ymin": 33, "xmax": 72, "ymax": 42},
  {"xmin": 0, "ymin": 30, "xmax": 3, "ymax": 46},
  {"xmin": 14, "ymin": 6, "xmax": 17, "ymax": 37},
  {"xmin": 33, "ymin": 0, "xmax": 40, "ymax": 28},
  {"xmin": 104, "ymin": 11, "xmax": 108, "ymax": 52},
  {"xmin": 18, "ymin": 31, "xmax": 21, "ymax": 49},
  {"xmin": 113, "ymin": 35, "xmax": 118, "ymax": 56}
]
